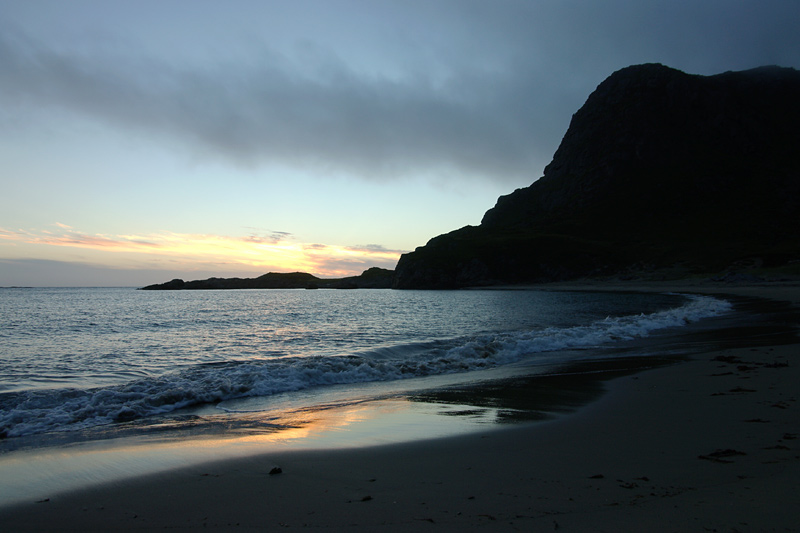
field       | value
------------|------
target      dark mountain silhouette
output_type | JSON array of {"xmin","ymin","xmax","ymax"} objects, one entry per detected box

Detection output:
[
  {"xmin": 141, "ymin": 267, "xmax": 394, "ymax": 290},
  {"xmin": 393, "ymin": 64, "xmax": 800, "ymax": 289}
]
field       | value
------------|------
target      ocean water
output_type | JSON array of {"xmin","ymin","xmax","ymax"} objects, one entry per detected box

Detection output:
[{"xmin": 0, "ymin": 287, "xmax": 732, "ymax": 442}]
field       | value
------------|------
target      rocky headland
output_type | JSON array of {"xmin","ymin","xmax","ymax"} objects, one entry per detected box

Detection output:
[
  {"xmin": 141, "ymin": 267, "xmax": 394, "ymax": 290},
  {"xmin": 393, "ymin": 63, "xmax": 800, "ymax": 289}
]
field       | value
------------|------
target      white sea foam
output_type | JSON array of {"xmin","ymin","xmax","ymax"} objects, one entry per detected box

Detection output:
[
  {"xmin": 442, "ymin": 293, "xmax": 732, "ymax": 365},
  {"xmin": 0, "ymin": 294, "xmax": 731, "ymax": 438}
]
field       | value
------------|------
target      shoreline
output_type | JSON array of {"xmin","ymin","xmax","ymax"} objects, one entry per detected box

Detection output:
[{"xmin": 1, "ymin": 283, "xmax": 798, "ymax": 530}]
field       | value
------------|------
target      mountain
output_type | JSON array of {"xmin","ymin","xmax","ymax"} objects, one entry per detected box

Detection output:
[
  {"xmin": 141, "ymin": 267, "xmax": 394, "ymax": 290},
  {"xmin": 393, "ymin": 64, "xmax": 800, "ymax": 289}
]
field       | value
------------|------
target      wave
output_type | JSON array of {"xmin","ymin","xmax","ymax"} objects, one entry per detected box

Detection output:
[{"xmin": 0, "ymin": 295, "xmax": 731, "ymax": 438}]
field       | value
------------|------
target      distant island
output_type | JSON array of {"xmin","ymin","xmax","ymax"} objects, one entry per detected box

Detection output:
[
  {"xmin": 141, "ymin": 267, "xmax": 393, "ymax": 290},
  {"xmin": 393, "ymin": 63, "xmax": 800, "ymax": 288}
]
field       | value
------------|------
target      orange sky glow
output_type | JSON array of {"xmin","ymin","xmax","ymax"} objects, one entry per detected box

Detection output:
[{"xmin": 0, "ymin": 224, "xmax": 402, "ymax": 279}]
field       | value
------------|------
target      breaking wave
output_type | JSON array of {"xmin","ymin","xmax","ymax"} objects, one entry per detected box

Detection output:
[{"xmin": 0, "ymin": 295, "xmax": 731, "ymax": 438}]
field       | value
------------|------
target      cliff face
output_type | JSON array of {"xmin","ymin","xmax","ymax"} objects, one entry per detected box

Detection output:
[{"xmin": 393, "ymin": 64, "xmax": 800, "ymax": 289}]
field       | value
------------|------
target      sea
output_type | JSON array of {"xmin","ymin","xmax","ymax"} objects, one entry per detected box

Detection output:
[
  {"xmin": 0, "ymin": 286, "xmax": 734, "ymax": 440},
  {"xmin": 0, "ymin": 287, "xmax": 739, "ymax": 504}
]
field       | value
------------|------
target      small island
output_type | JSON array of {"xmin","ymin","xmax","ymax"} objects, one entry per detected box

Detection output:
[{"xmin": 140, "ymin": 267, "xmax": 394, "ymax": 290}]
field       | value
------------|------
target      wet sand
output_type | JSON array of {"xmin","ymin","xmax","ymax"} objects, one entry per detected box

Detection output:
[{"xmin": 1, "ymin": 283, "xmax": 798, "ymax": 531}]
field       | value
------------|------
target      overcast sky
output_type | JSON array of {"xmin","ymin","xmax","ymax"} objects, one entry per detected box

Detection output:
[{"xmin": 1, "ymin": 0, "xmax": 799, "ymax": 286}]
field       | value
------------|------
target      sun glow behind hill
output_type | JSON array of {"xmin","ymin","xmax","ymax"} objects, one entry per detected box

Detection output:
[{"xmin": 0, "ymin": 224, "xmax": 402, "ymax": 282}]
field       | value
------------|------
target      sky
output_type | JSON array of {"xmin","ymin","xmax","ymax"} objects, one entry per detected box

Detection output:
[{"xmin": 1, "ymin": 1, "xmax": 799, "ymax": 287}]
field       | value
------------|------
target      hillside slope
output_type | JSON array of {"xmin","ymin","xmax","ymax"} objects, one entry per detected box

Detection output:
[{"xmin": 393, "ymin": 64, "xmax": 800, "ymax": 289}]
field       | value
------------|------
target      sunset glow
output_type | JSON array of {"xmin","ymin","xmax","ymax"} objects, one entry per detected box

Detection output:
[{"xmin": 0, "ymin": 224, "xmax": 401, "ymax": 280}]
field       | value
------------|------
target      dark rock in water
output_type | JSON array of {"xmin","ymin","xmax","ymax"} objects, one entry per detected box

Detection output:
[
  {"xmin": 393, "ymin": 64, "xmax": 800, "ymax": 289},
  {"xmin": 141, "ymin": 267, "xmax": 394, "ymax": 290}
]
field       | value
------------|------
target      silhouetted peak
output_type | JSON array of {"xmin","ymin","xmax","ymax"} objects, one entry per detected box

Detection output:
[{"xmin": 394, "ymin": 64, "xmax": 800, "ymax": 289}]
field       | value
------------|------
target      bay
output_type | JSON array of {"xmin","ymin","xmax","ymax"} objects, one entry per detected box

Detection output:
[{"xmin": 0, "ymin": 287, "xmax": 731, "ymax": 441}]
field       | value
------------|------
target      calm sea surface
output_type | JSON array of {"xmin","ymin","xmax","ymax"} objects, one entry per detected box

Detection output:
[{"xmin": 0, "ymin": 287, "xmax": 732, "ymax": 442}]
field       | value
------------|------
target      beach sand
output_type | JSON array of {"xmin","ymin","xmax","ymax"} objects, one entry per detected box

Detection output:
[{"xmin": 1, "ymin": 283, "xmax": 798, "ymax": 531}]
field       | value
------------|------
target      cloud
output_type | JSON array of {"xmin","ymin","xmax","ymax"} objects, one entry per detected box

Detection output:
[
  {"xmin": 299, "ymin": 245, "xmax": 399, "ymax": 277},
  {"xmin": 1, "ymin": 227, "xmax": 161, "ymax": 251},
  {"xmin": 0, "ymin": 27, "xmax": 544, "ymax": 183},
  {"xmin": 0, "ymin": 225, "xmax": 403, "ymax": 278},
  {"xmin": 346, "ymin": 244, "xmax": 405, "ymax": 255},
  {"xmin": 242, "ymin": 231, "xmax": 294, "ymax": 244},
  {"xmin": 1, "ymin": 0, "xmax": 798, "ymax": 186}
]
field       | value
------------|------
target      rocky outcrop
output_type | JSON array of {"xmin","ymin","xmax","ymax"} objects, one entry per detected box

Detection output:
[
  {"xmin": 141, "ymin": 268, "xmax": 394, "ymax": 290},
  {"xmin": 319, "ymin": 267, "xmax": 397, "ymax": 289},
  {"xmin": 393, "ymin": 64, "xmax": 800, "ymax": 289}
]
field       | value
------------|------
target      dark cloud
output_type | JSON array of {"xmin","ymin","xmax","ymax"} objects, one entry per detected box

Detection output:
[
  {"xmin": 243, "ymin": 230, "xmax": 293, "ymax": 244},
  {"xmin": 0, "ymin": 28, "xmax": 542, "ymax": 183},
  {"xmin": 346, "ymin": 244, "xmax": 406, "ymax": 255},
  {"xmin": 1, "ymin": 0, "xmax": 798, "ymax": 185}
]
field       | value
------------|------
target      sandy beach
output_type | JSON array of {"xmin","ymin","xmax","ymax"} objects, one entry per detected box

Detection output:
[{"xmin": 1, "ymin": 282, "xmax": 798, "ymax": 531}]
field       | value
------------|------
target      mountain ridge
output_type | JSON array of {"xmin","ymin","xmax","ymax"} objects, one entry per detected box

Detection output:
[
  {"xmin": 393, "ymin": 64, "xmax": 800, "ymax": 289},
  {"xmin": 141, "ymin": 267, "xmax": 394, "ymax": 290}
]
